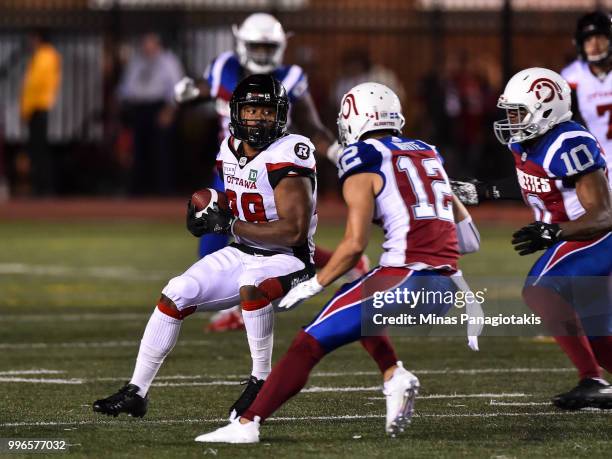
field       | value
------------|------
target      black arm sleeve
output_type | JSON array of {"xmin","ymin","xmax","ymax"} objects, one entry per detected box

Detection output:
[{"xmin": 485, "ymin": 176, "xmax": 523, "ymax": 201}]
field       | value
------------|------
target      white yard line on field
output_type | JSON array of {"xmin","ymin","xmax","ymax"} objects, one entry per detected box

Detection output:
[
  {"xmin": 0, "ymin": 263, "xmax": 170, "ymax": 281},
  {"xmin": 489, "ymin": 401, "xmax": 551, "ymax": 406},
  {"xmin": 367, "ymin": 393, "xmax": 529, "ymax": 400},
  {"xmin": 0, "ymin": 340, "xmax": 212, "ymax": 350},
  {"xmin": 153, "ymin": 381, "xmax": 239, "ymax": 387},
  {"xmin": 70, "ymin": 367, "xmax": 577, "ymax": 383},
  {"xmin": 0, "ymin": 368, "xmax": 575, "ymax": 383},
  {"xmin": 313, "ymin": 368, "xmax": 575, "ymax": 377},
  {"xmin": 0, "ymin": 369, "xmax": 64, "ymax": 375},
  {"xmin": 0, "ymin": 377, "xmax": 83, "ymax": 384},
  {"xmin": 1, "ymin": 410, "xmax": 611, "ymax": 428},
  {"xmin": 0, "ymin": 313, "xmax": 151, "ymax": 322}
]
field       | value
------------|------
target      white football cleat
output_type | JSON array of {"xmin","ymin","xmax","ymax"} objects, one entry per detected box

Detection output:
[
  {"xmin": 383, "ymin": 361, "xmax": 419, "ymax": 437},
  {"xmin": 194, "ymin": 418, "xmax": 260, "ymax": 444}
]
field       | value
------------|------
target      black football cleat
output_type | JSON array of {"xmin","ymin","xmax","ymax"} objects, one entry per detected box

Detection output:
[
  {"xmin": 552, "ymin": 378, "xmax": 612, "ymax": 410},
  {"xmin": 93, "ymin": 383, "xmax": 148, "ymax": 418},
  {"xmin": 228, "ymin": 376, "xmax": 265, "ymax": 420}
]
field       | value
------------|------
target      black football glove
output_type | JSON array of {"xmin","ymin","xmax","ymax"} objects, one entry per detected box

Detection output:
[
  {"xmin": 186, "ymin": 200, "xmax": 209, "ymax": 237},
  {"xmin": 511, "ymin": 221, "xmax": 562, "ymax": 256},
  {"xmin": 202, "ymin": 204, "xmax": 237, "ymax": 235},
  {"xmin": 450, "ymin": 179, "xmax": 500, "ymax": 206}
]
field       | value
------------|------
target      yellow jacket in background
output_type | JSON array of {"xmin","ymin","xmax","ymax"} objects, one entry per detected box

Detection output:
[{"xmin": 20, "ymin": 44, "xmax": 61, "ymax": 121}]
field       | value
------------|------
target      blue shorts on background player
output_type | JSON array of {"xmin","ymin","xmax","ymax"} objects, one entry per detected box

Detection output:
[{"xmin": 198, "ymin": 172, "xmax": 228, "ymax": 258}]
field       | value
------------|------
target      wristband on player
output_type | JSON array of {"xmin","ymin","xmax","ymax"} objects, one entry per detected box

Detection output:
[
  {"xmin": 229, "ymin": 217, "xmax": 239, "ymax": 237},
  {"xmin": 456, "ymin": 216, "xmax": 480, "ymax": 254}
]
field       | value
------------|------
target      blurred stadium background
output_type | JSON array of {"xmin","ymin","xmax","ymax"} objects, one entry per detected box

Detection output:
[
  {"xmin": 0, "ymin": 0, "xmax": 608, "ymax": 198},
  {"xmin": 1, "ymin": 1, "xmax": 612, "ymax": 457}
]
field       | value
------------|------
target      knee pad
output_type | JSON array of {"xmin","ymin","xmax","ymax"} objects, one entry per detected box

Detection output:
[{"xmin": 162, "ymin": 275, "xmax": 201, "ymax": 308}]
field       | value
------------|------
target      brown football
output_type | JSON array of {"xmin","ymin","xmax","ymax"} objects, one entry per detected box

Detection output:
[{"xmin": 191, "ymin": 188, "xmax": 230, "ymax": 217}]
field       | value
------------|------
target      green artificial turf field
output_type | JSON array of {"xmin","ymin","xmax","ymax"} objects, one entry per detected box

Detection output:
[{"xmin": 0, "ymin": 220, "xmax": 610, "ymax": 458}]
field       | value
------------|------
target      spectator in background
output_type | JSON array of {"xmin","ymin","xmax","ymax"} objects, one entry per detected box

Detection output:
[
  {"xmin": 118, "ymin": 33, "xmax": 183, "ymax": 195},
  {"xmin": 443, "ymin": 52, "xmax": 490, "ymax": 177},
  {"xmin": 417, "ymin": 52, "xmax": 499, "ymax": 179},
  {"xmin": 20, "ymin": 29, "xmax": 61, "ymax": 197}
]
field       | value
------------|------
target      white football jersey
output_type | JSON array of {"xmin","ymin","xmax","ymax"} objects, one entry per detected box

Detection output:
[
  {"xmin": 561, "ymin": 59, "xmax": 612, "ymax": 183},
  {"xmin": 216, "ymin": 133, "xmax": 317, "ymax": 263}
]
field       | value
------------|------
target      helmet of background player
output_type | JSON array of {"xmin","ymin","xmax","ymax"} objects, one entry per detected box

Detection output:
[
  {"xmin": 493, "ymin": 67, "xmax": 572, "ymax": 145},
  {"xmin": 575, "ymin": 11, "xmax": 612, "ymax": 65},
  {"xmin": 229, "ymin": 74, "xmax": 289, "ymax": 149},
  {"xmin": 336, "ymin": 82, "xmax": 405, "ymax": 148},
  {"xmin": 233, "ymin": 13, "xmax": 288, "ymax": 74}
]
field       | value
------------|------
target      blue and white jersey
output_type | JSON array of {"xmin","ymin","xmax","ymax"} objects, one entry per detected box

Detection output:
[
  {"xmin": 203, "ymin": 51, "xmax": 309, "ymax": 138},
  {"xmin": 337, "ymin": 135, "xmax": 459, "ymax": 271},
  {"xmin": 510, "ymin": 120, "xmax": 608, "ymax": 223}
]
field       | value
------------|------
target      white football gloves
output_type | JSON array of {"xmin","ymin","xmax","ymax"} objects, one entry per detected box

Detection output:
[
  {"xmin": 174, "ymin": 77, "xmax": 200, "ymax": 104},
  {"xmin": 278, "ymin": 276, "xmax": 324, "ymax": 310}
]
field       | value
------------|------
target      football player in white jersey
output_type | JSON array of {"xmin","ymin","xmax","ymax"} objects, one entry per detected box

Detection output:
[
  {"xmin": 175, "ymin": 13, "xmax": 367, "ymax": 331},
  {"xmin": 93, "ymin": 74, "xmax": 319, "ymax": 420},
  {"xmin": 561, "ymin": 11, "xmax": 612, "ymax": 183}
]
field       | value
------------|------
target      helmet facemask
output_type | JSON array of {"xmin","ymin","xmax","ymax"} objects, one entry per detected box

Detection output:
[
  {"xmin": 230, "ymin": 100, "xmax": 288, "ymax": 149},
  {"xmin": 337, "ymin": 114, "xmax": 371, "ymax": 148},
  {"xmin": 494, "ymin": 103, "xmax": 541, "ymax": 145},
  {"xmin": 239, "ymin": 41, "xmax": 284, "ymax": 74}
]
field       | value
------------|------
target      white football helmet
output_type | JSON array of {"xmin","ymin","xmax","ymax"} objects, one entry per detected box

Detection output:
[
  {"xmin": 337, "ymin": 82, "xmax": 405, "ymax": 147},
  {"xmin": 493, "ymin": 67, "xmax": 572, "ymax": 145},
  {"xmin": 233, "ymin": 13, "xmax": 287, "ymax": 74}
]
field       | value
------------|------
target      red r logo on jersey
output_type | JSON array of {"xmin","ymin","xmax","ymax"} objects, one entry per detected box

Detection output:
[
  {"xmin": 342, "ymin": 94, "xmax": 359, "ymax": 119},
  {"xmin": 528, "ymin": 78, "xmax": 563, "ymax": 103}
]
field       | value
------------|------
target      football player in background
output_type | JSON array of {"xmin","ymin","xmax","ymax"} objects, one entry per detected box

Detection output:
[
  {"xmin": 561, "ymin": 10, "xmax": 612, "ymax": 184},
  {"xmin": 175, "ymin": 12, "xmax": 368, "ymax": 332},
  {"xmin": 194, "ymin": 83, "xmax": 481, "ymax": 443},
  {"xmin": 454, "ymin": 67, "xmax": 612, "ymax": 409},
  {"xmin": 93, "ymin": 74, "xmax": 320, "ymax": 420}
]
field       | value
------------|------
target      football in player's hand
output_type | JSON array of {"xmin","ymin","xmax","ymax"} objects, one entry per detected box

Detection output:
[{"xmin": 191, "ymin": 188, "xmax": 230, "ymax": 218}]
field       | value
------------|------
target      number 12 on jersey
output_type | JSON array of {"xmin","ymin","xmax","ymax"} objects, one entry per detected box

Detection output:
[{"xmin": 396, "ymin": 155, "xmax": 454, "ymax": 222}]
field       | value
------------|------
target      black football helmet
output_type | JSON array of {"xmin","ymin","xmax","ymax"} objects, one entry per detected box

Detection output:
[
  {"xmin": 575, "ymin": 11, "xmax": 612, "ymax": 64},
  {"xmin": 229, "ymin": 74, "xmax": 289, "ymax": 149}
]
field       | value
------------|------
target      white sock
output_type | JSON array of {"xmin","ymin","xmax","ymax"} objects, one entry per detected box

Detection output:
[
  {"xmin": 242, "ymin": 303, "xmax": 274, "ymax": 380},
  {"xmin": 130, "ymin": 307, "xmax": 182, "ymax": 396}
]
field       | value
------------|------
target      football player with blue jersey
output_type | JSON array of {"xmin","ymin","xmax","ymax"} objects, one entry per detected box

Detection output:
[
  {"xmin": 175, "ymin": 13, "xmax": 368, "ymax": 332},
  {"xmin": 455, "ymin": 67, "xmax": 612, "ymax": 410},
  {"xmin": 194, "ymin": 83, "xmax": 481, "ymax": 443}
]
